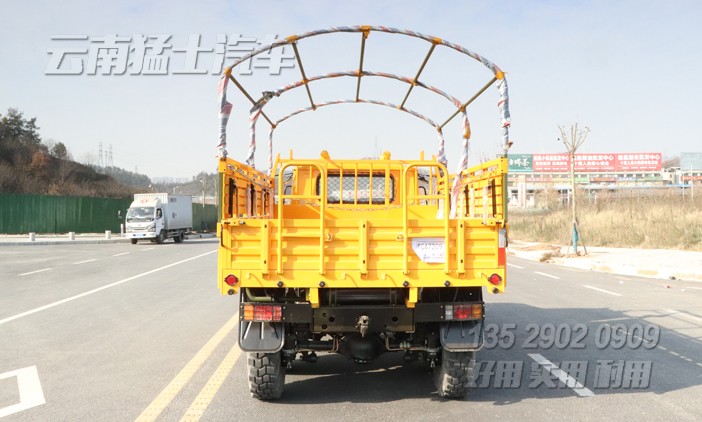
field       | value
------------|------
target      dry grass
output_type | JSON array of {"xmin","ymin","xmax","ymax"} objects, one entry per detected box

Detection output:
[{"xmin": 509, "ymin": 190, "xmax": 702, "ymax": 251}]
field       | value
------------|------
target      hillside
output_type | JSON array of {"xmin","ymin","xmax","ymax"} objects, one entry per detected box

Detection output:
[{"xmin": 0, "ymin": 108, "xmax": 148, "ymax": 198}]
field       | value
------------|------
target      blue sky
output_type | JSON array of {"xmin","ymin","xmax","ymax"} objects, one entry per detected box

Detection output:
[{"xmin": 1, "ymin": 1, "xmax": 700, "ymax": 179}]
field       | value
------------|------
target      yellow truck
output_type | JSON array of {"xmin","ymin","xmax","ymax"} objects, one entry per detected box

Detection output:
[{"xmin": 216, "ymin": 26, "xmax": 511, "ymax": 399}]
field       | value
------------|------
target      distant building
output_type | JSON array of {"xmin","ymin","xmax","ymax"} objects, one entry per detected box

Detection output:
[{"xmin": 506, "ymin": 152, "xmax": 700, "ymax": 208}]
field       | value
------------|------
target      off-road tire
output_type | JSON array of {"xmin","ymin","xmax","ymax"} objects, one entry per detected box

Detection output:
[
  {"xmin": 130, "ymin": 239, "xmax": 138, "ymax": 245},
  {"xmin": 248, "ymin": 352, "xmax": 285, "ymax": 400},
  {"xmin": 434, "ymin": 350, "xmax": 476, "ymax": 399},
  {"xmin": 156, "ymin": 230, "xmax": 166, "ymax": 244}
]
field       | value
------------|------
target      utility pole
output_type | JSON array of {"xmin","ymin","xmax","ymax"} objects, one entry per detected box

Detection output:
[
  {"xmin": 559, "ymin": 123, "xmax": 590, "ymax": 255},
  {"xmin": 200, "ymin": 177, "xmax": 206, "ymax": 209}
]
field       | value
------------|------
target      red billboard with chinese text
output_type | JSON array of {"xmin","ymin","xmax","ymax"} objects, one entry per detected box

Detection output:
[{"xmin": 530, "ymin": 153, "xmax": 661, "ymax": 172}]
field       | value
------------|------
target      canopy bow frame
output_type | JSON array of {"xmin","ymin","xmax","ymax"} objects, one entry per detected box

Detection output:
[{"xmin": 217, "ymin": 25, "xmax": 511, "ymax": 181}]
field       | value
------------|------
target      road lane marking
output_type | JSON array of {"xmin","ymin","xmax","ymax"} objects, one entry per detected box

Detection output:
[
  {"xmin": 73, "ymin": 259, "xmax": 97, "ymax": 265},
  {"xmin": 528, "ymin": 353, "xmax": 594, "ymax": 397},
  {"xmin": 135, "ymin": 314, "xmax": 239, "ymax": 422},
  {"xmin": 534, "ymin": 271, "xmax": 560, "ymax": 280},
  {"xmin": 0, "ymin": 250, "xmax": 217, "ymax": 326},
  {"xmin": 180, "ymin": 341, "xmax": 243, "ymax": 421},
  {"xmin": 0, "ymin": 366, "xmax": 46, "ymax": 418},
  {"xmin": 18, "ymin": 268, "xmax": 52, "ymax": 276},
  {"xmin": 112, "ymin": 252, "xmax": 129, "ymax": 257},
  {"xmin": 582, "ymin": 285, "xmax": 622, "ymax": 296},
  {"xmin": 141, "ymin": 247, "xmax": 155, "ymax": 251},
  {"xmin": 664, "ymin": 309, "xmax": 702, "ymax": 324},
  {"xmin": 507, "ymin": 263, "xmax": 524, "ymax": 269}
]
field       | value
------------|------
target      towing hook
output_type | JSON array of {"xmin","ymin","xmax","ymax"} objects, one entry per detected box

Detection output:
[{"xmin": 356, "ymin": 315, "xmax": 370, "ymax": 338}]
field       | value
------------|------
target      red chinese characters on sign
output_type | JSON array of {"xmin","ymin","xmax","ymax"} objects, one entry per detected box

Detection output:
[
  {"xmin": 575, "ymin": 154, "xmax": 617, "ymax": 172},
  {"xmin": 532, "ymin": 154, "xmax": 570, "ymax": 172},
  {"xmin": 531, "ymin": 153, "xmax": 661, "ymax": 172},
  {"xmin": 615, "ymin": 153, "xmax": 662, "ymax": 171}
]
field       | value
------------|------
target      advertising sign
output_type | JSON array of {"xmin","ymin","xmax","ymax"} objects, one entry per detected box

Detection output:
[
  {"xmin": 522, "ymin": 153, "xmax": 662, "ymax": 173},
  {"xmin": 507, "ymin": 154, "xmax": 533, "ymax": 173},
  {"xmin": 681, "ymin": 153, "xmax": 702, "ymax": 170}
]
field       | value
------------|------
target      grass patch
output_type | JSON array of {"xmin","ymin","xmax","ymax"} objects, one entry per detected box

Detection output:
[{"xmin": 509, "ymin": 190, "xmax": 702, "ymax": 251}]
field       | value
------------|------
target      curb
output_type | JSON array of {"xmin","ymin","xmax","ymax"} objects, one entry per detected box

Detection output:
[
  {"xmin": 0, "ymin": 232, "xmax": 216, "ymax": 247},
  {"xmin": 509, "ymin": 247, "xmax": 702, "ymax": 282},
  {"xmin": 0, "ymin": 238, "xmax": 131, "ymax": 246}
]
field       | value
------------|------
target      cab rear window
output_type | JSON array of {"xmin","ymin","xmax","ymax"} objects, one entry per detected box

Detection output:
[{"xmin": 317, "ymin": 173, "xmax": 395, "ymax": 204}]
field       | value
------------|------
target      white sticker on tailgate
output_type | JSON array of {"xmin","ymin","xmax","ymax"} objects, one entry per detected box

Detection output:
[{"xmin": 412, "ymin": 238, "xmax": 445, "ymax": 263}]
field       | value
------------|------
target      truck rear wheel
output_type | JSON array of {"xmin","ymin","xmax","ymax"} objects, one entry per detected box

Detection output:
[
  {"xmin": 174, "ymin": 232, "xmax": 183, "ymax": 243},
  {"xmin": 248, "ymin": 352, "xmax": 285, "ymax": 400},
  {"xmin": 434, "ymin": 350, "xmax": 476, "ymax": 399}
]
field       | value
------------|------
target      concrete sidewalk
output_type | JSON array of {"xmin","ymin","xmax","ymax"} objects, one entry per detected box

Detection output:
[
  {"xmin": 509, "ymin": 240, "xmax": 702, "ymax": 282},
  {"xmin": 0, "ymin": 232, "xmax": 216, "ymax": 246}
]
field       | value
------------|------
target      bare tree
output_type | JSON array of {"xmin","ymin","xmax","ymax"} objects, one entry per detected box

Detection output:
[{"xmin": 559, "ymin": 123, "xmax": 590, "ymax": 255}]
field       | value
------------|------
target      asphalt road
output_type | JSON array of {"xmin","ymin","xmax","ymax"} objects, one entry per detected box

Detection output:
[{"xmin": 1, "ymin": 241, "xmax": 701, "ymax": 421}]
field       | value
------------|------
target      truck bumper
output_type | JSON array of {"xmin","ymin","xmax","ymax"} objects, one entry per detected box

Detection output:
[
  {"xmin": 241, "ymin": 300, "xmax": 482, "ymax": 328},
  {"xmin": 126, "ymin": 232, "xmax": 156, "ymax": 239},
  {"xmin": 238, "ymin": 302, "xmax": 484, "ymax": 352}
]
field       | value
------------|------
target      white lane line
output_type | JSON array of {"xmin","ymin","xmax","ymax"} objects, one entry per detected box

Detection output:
[
  {"xmin": 141, "ymin": 247, "xmax": 155, "ymax": 251},
  {"xmin": 528, "ymin": 353, "xmax": 594, "ymax": 397},
  {"xmin": 681, "ymin": 286, "xmax": 702, "ymax": 291},
  {"xmin": 534, "ymin": 271, "xmax": 560, "ymax": 280},
  {"xmin": 582, "ymin": 285, "xmax": 622, "ymax": 296},
  {"xmin": 73, "ymin": 259, "xmax": 97, "ymax": 265},
  {"xmin": 507, "ymin": 263, "xmax": 524, "ymax": 269},
  {"xmin": 18, "ymin": 268, "xmax": 52, "ymax": 277},
  {"xmin": 0, "ymin": 250, "xmax": 217, "ymax": 326},
  {"xmin": 665, "ymin": 309, "xmax": 702, "ymax": 324},
  {"xmin": 112, "ymin": 252, "xmax": 130, "ymax": 257}
]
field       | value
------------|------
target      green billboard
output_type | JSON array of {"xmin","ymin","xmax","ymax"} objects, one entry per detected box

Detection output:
[{"xmin": 508, "ymin": 154, "xmax": 533, "ymax": 173}]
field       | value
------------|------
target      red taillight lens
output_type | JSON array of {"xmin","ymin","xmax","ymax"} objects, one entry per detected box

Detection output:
[
  {"xmin": 445, "ymin": 303, "xmax": 483, "ymax": 321},
  {"xmin": 488, "ymin": 273, "xmax": 502, "ymax": 285},
  {"xmin": 225, "ymin": 274, "xmax": 239, "ymax": 286},
  {"xmin": 453, "ymin": 304, "xmax": 471, "ymax": 320},
  {"xmin": 243, "ymin": 304, "xmax": 282, "ymax": 322}
]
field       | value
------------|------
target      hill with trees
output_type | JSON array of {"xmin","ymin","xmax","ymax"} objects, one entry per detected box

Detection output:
[{"xmin": 0, "ymin": 108, "xmax": 150, "ymax": 198}]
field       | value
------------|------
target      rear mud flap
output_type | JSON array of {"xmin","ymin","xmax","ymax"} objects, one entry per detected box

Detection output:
[
  {"xmin": 439, "ymin": 320, "xmax": 484, "ymax": 352},
  {"xmin": 239, "ymin": 321, "xmax": 285, "ymax": 352}
]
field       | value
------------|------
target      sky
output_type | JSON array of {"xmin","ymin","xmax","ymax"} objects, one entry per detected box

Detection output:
[{"xmin": 1, "ymin": 0, "xmax": 700, "ymax": 180}]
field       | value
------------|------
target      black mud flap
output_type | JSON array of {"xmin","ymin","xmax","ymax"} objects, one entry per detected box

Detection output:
[
  {"xmin": 439, "ymin": 320, "xmax": 484, "ymax": 352},
  {"xmin": 239, "ymin": 321, "xmax": 285, "ymax": 352}
]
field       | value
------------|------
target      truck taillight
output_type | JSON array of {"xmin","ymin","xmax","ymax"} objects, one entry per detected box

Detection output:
[
  {"xmin": 225, "ymin": 274, "xmax": 239, "ymax": 286},
  {"xmin": 445, "ymin": 304, "xmax": 483, "ymax": 321},
  {"xmin": 242, "ymin": 304, "xmax": 282, "ymax": 322},
  {"xmin": 488, "ymin": 273, "xmax": 502, "ymax": 285}
]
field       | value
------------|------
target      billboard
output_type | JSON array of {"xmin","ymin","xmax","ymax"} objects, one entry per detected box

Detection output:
[
  {"xmin": 509, "ymin": 153, "xmax": 662, "ymax": 173},
  {"xmin": 681, "ymin": 153, "xmax": 702, "ymax": 170},
  {"xmin": 508, "ymin": 154, "xmax": 533, "ymax": 173}
]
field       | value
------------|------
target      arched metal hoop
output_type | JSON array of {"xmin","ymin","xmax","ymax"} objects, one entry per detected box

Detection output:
[{"xmin": 217, "ymin": 25, "xmax": 510, "ymax": 177}]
